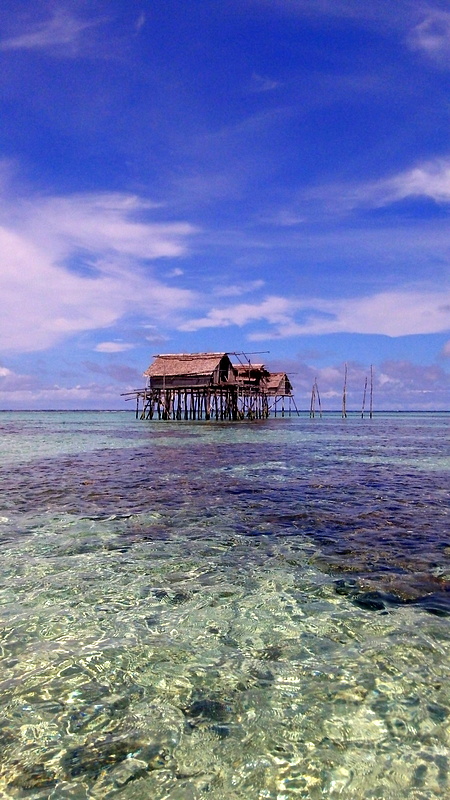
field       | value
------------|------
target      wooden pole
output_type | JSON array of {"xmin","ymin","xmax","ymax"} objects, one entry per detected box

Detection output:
[
  {"xmin": 342, "ymin": 363, "xmax": 347, "ymax": 419},
  {"xmin": 361, "ymin": 376, "xmax": 368, "ymax": 419},
  {"xmin": 310, "ymin": 384, "xmax": 316, "ymax": 418},
  {"xmin": 315, "ymin": 380, "xmax": 322, "ymax": 418},
  {"xmin": 369, "ymin": 365, "xmax": 374, "ymax": 419}
]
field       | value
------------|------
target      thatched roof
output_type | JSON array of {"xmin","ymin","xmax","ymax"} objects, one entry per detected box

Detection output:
[
  {"xmin": 265, "ymin": 372, "xmax": 293, "ymax": 395},
  {"xmin": 234, "ymin": 363, "xmax": 267, "ymax": 374},
  {"xmin": 144, "ymin": 353, "xmax": 231, "ymax": 378}
]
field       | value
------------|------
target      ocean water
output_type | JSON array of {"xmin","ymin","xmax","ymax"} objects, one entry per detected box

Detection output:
[{"xmin": 0, "ymin": 410, "xmax": 449, "ymax": 800}]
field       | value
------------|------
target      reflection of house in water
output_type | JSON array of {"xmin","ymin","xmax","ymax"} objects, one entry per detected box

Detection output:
[{"xmin": 122, "ymin": 352, "xmax": 298, "ymax": 420}]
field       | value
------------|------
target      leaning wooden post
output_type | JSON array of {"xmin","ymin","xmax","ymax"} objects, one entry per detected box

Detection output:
[
  {"xmin": 361, "ymin": 376, "xmax": 368, "ymax": 419},
  {"xmin": 342, "ymin": 363, "xmax": 348, "ymax": 419},
  {"xmin": 310, "ymin": 383, "xmax": 316, "ymax": 418},
  {"xmin": 316, "ymin": 380, "xmax": 323, "ymax": 418},
  {"xmin": 369, "ymin": 365, "xmax": 374, "ymax": 419}
]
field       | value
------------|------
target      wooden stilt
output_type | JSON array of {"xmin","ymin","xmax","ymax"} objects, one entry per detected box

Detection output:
[
  {"xmin": 361, "ymin": 376, "xmax": 368, "ymax": 419},
  {"xmin": 310, "ymin": 384, "xmax": 316, "ymax": 418},
  {"xmin": 342, "ymin": 364, "xmax": 348, "ymax": 419}
]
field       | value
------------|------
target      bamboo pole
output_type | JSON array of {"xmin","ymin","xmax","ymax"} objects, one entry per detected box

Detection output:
[
  {"xmin": 342, "ymin": 364, "xmax": 347, "ymax": 419},
  {"xmin": 361, "ymin": 376, "xmax": 368, "ymax": 419},
  {"xmin": 315, "ymin": 380, "xmax": 322, "ymax": 418},
  {"xmin": 310, "ymin": 383, "xmax": 316, "ymax": 418}
]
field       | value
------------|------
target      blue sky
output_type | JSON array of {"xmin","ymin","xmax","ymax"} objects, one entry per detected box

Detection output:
[{"xmin": 1, "ymin": 0, "xmax": 450, "ymax": 410}]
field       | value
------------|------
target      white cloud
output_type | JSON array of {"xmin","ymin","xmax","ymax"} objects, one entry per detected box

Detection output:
[
  {"xmin": 214, "ymin": 279, "xmax": 265, "ymax": 297},
  {"xmin": 180, "ymin": 295, "xmax": 294, "ymax": 331},
  {"xmin": 94, "ymin": 342, "xmax": 135, "ymax": 353},
  {"xmin": 0, "ymin": 384, "xmax": 124, "ymax": 411},
  {"xmin": 372, "ymin": 158, "xmax": 450, "ymax": 205},
  {"xmin": 0, "ymin": 190, "xmax": 196, "ymax": 353},
  {"xmin": 135, "ymin": 13, "xmax": 146, "ymax": 33},
  {"xmin": 22, "ymin": 192, "xmax": 192, "ymax": 261},
  {"xmin": 0, "ymin": 367, "xmax": 12, "ymax": 377},
  {"xmin": 270, "ymin": 210, "xmax": 306, "ymax": 227},
  {"xmin": 301, "ymin": 156, "xmax": 450, "ymax": 216},
  {"xmin": 248, "ymin": 73, "xmax": 282, "ymax": 93},
  {"xmin": 0, "ymin": 9, "xmax": 103, "ymax": 53},
  {"xmin": 181, "ymin": 289, "xmax": 450, "ymax": 339},
  {"xmin": 409, "ymin": 11, "xmax": 450, "ymax": 62}
]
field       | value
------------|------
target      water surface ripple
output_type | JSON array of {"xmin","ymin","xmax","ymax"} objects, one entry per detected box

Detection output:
[{"xmin": 0, "ymin": 411, "xmax": 449, "ymax": 799}]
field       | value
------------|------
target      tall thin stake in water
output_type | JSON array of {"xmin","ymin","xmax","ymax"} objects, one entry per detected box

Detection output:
[
  {"xmin": 361, "ymin": 376, "xmax": 368, "ymax": 418},
  {"xmin": 310, "ymin": 378, "xmax": 322, "ymax": 418},
  {"xmin": 315, "ymin": 379, "xmax": 323, "ymax": 418},
  {"xmin": 369, "ymin": 364, "xmax": 374, "ymax": 419},
  {"xmin": 342, "ymin": 363, "xmax": 347, "ymax": 418},
  {"xmin": 310, "ymin": 382, "xmax": 316, "ymax": 418}
]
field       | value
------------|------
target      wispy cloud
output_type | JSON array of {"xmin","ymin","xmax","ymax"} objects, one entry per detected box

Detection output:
[
  {"xmin": 213, "ymin": 279, "xmax": 265, "ymax": 297},
  {"xmin": 248, "ymin": 72, "xmax": 282, "ymax": 93},
  {"xmin": 0, "ymin": 366, "xmax": 35, "ymax": 392},
  {"xmin": 0, "ymin": 190, "xmax": 196, "ymax": 353},
  {"xmin": 409, "ymin": 10, "xmax": 450, "ymax": 63},
  {"xmin": 181, "ymin": 288, "xmax": 450, "ymax": 339},
  {"xmin": 0, "ymin": 9, "xmax": 104, "ymax": 54},
  {"xmin": 293, "ymin": 155, "xmax": 450, "ymax": 219},
  {"xmin": 135, "ymin": 13, "xmax": 146, "ymax": 33},
  {"xmin": 22, "ymin": 192, "xmax": 193, "ymax": 261},
  {"xmin": 366, "ymin": 157, "xmax": 450, "ymax": 206},
  {"xmin": 248, "ymin": 0, "xmax": 418, "ymax": 30},
  {"xmin": 94, "ymin": 342, "xmax": 135, "ymax": 353},
  {"xmin": 0, "ymin": 383, "xmax": 130, "ymax": 411},
  {"xmin": 180, "ymin": 295, "xmax": 294, "ymax": 332}
]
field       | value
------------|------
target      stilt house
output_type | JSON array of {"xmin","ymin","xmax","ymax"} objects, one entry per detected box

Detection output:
[
  {"xmin": 123, "ymin": 351, "xmax": 298, "ymax": 420},
  {"xmin": 144, "ymin": 353, "xmax": 235, "ymax": 389},
  {"xmin": 234, "ymin": 363, "xmax": 270, "ymax": 390}
]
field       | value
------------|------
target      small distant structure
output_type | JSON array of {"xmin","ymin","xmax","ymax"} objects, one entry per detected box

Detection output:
[{"xmin": 122, "ymin": 351, "xmax": 298, "ymax": 420}]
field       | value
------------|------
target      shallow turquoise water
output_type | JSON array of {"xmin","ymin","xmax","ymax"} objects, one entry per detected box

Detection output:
[{"xmin": 0, "ymin": 411, "xmax": 449, "ymax": 799}]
